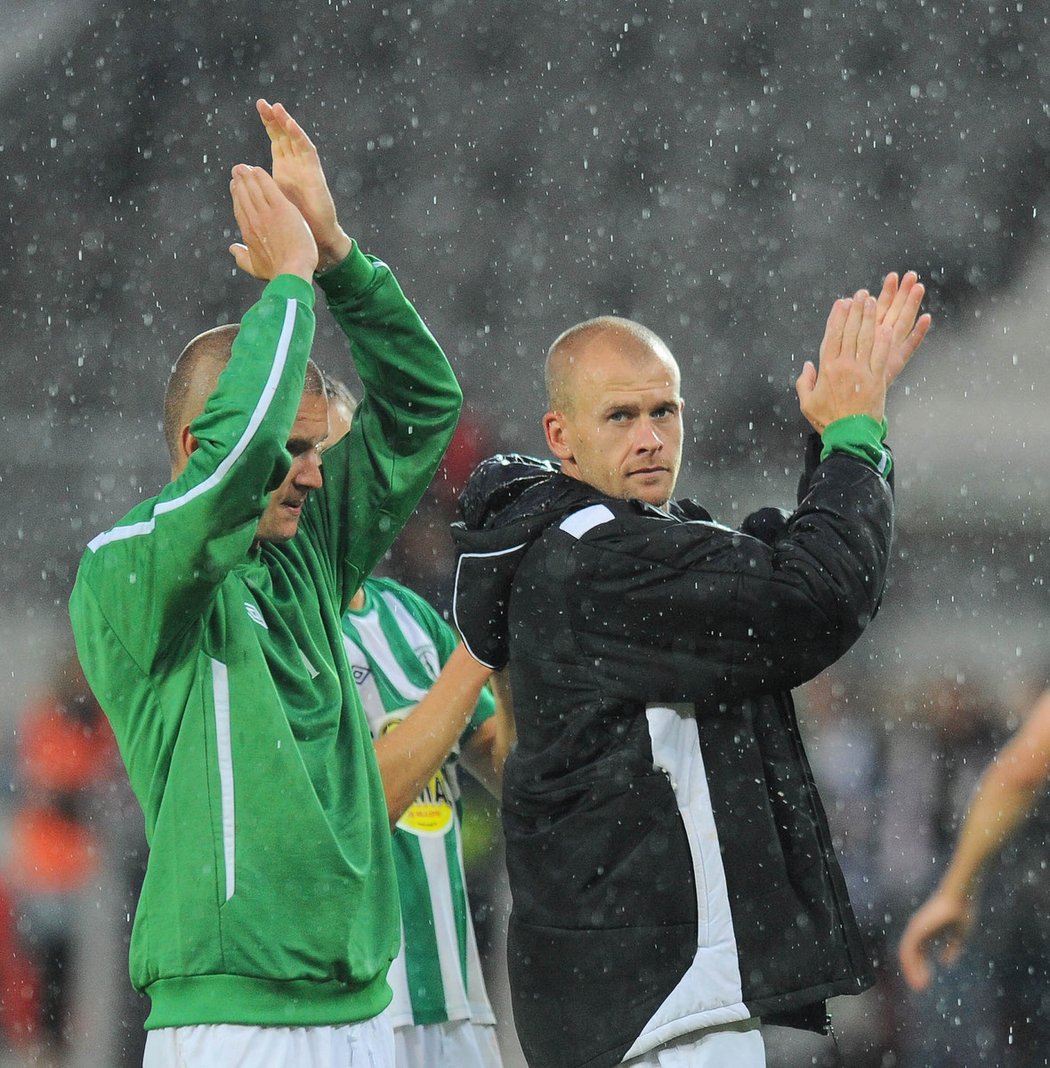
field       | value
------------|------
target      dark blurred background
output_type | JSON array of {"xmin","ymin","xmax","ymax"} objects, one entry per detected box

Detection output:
[{"xmin": 2, "ymin": 1, "xmax": 1050, "ymax": 1065}]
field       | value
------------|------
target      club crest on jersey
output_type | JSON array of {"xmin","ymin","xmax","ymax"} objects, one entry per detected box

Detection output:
[{"xmin": 380, "ymin": 715, "xmax": 455, "ymax": 837}]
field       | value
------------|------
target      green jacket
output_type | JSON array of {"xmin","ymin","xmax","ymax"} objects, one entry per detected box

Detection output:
[{"xmin": 68, "ymin": 246, "xmax": 461, "ymax": 1029}]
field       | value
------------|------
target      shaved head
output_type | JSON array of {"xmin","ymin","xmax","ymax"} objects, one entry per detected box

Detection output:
[
  {"xmin": 163, "ymin": 324, "xmax": 325, "ymax": 465},
  {"xmin": 163, "ymin": 325, "xmax": 238, "ymax": 463},
  {"xmin": 545, "ymin": 316, "xmax": 679, "ymax": 414}
]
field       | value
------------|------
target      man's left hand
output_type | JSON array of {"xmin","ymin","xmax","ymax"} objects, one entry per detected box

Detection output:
[{"xmin": 256, "ymin": 99, "xmax": 353, "ymax": 272}]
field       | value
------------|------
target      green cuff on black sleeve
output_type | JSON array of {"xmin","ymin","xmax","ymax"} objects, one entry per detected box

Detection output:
[
  {"xmin": 314, "ymin": 242, "xmax": 379, "ymax": 304},
  {"xmin": 263, "ymin": 273, "xmax": 316, "ymax": 309},
  {"xmin": 820, "ymin": 414, "xmax": 892, "ymax": 477}
]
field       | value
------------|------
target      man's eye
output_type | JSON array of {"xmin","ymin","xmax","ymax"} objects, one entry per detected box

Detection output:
[{"xmin": 609, "ymin": 411, "xmax": 629, "ymax": 423}]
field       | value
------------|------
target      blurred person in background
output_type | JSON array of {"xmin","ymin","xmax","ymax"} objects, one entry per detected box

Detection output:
[
  {"xmin": 878, "ymin": 675, "xmax": 1007, "ymax": 1067},
  {"xmin": 7, "ymin": 649, "xmax": 120, "ymax": 1063},
  {"xmin": 68, "ymin": 99, "xmax": 460, "ymax": 1068},
  {"xmin": 898, "ymin": 686, "xmax": 1050, "ymax": 1067},
  {"xmin": 451, "ymin": 276, "xmax": 929, "ymax": 1068},
  {"xmin": 785, "ymin": 668, "xmax": 886, "ymax": 1068}
]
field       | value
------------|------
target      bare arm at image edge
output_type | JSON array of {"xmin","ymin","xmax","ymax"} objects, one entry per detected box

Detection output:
[{"xmin": 898, "ymin": 688, "xmax": 1050, "ymax": 990}]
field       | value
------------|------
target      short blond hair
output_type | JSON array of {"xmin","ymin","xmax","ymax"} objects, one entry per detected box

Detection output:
[{"xmin": 544, "ymin": 316, "xmax": 677, "ymax": 413}]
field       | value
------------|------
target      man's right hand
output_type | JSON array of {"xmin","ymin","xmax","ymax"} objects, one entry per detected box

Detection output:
[
  {"xmin": 228, "ymin": 164, "xmax": 318, "ymax": 282},
  {"xmin": 256, "ymin": 99, "xmax": 353, "ymax": 273},
  {"xmin": 796, "ymin": 295, "xmax": 892, "ymax": 433}
]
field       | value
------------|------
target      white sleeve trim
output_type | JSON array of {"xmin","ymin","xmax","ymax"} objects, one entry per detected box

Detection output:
[{"xmin": 87, "ymin": 297, "xmax": 300, "ymax": 553}]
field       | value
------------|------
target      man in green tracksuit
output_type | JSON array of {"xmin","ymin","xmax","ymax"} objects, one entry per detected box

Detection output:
[{"xmin": 67, "ymin": 100, "xmax": 461, "ymax": 1067}]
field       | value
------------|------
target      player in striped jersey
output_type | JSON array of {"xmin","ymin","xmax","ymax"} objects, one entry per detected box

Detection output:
[{"xmin": 341, "ymin": 576, "xmax": 507, "ymax": 1068}]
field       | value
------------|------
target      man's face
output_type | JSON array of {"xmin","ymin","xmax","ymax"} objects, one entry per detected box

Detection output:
[
  {"xmin": 544, "ymin": 342, "xmax": 684, "ymax": 508},
  {"xmin": 256, "ymin": 392, "xmax": 330, "ymax": 544}
]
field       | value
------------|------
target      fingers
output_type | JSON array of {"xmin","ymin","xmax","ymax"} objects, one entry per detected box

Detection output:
[
  {"xmin": 854, "ymin": 294, "xmax": 877, "ymax": 367},
  {"xmin": 869, "ymin": 322, "xmax": 892, "ymax": 381},
  {"xmin": 256, "ymin": 98, "xmax": 317, "ymax": 157},
  {"xmin": 892, "ymin": 273, "xmax": 925, "ymax": 334},
  {"xmin": 898, "ymin": 892, "xmax": 973, "ymax": 993},
  {"xmin": 229, "ymin": 167, "xmax": 266, "ymax": 275},
  {"xmin": 232, "ymin": 163, "xmax": 289, "ymax": 208},
  {"xmin": 898, "ymin": 312, "xmax": 932, "ymax": 368},
  {"xmin": 257, "ymin": 98, "xmax": 291, "ymax": 144},
  {"xmin": 271, "ymin": 102, "xmax": 309, "ymax": 143},
  {"xmin": 794, "ymin": 360, "xmax": 817, "ymax": 402},
  {"xmin": 794, "ymin": 360, "xmax": 825, "ymax": 433},
  {"xmin": 229, "ymin": 164, "xmax": 255, "ymax": 235},
  {"xmin": 899, "ymin": 941, "xmax": 932, "ymax": 992},
  {"xmin": 855, "ymin": 268, "xmax": 933, "ymax": 386},
  {"xmin": 875, "ymin": 272, "xmax": 898, "ymax": 322},
  {"xmin": 228, "ymin": 243, "xmax": 258, "ymax": 277},
  {"xmin": 881, "ymin": 271, "xmax": 928, "ymax": 346},
  {"xmin": 229, "ymin": 163, "xmax": 305, "ymax": 277},
  {"xmin": 898, "ymin": 918, "xmax": 936, "ymax": 992},
  {"xmin": 230, "ymin": 164, "xmax": 272, "ymax": 225},
  {"xmin": 819, "ymin": 298, "xmax": 853, "ymax": 364},
  {"xmin": 886, "ymin": 270, "xmax": 920, "ymax": 325},
  {"xmin": 839, "ymin": 293, "xmax": 868, "ymax": 361}
]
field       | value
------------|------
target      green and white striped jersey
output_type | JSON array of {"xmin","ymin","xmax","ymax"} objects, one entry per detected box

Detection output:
[{"xmin": 341, "ymin": 577, "xmax": 497, "ymax": 1029}]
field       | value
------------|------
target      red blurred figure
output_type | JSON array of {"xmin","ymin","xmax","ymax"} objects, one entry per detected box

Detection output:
[{"xmin": 6, "ymin": 651, "xmax": 119, "ymax": 1057}]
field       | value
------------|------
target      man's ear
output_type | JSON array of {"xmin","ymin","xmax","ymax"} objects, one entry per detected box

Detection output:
[
  {"xmin": 172, "ymin": 424, "xmax": 200, "ymax": 476},
  {"xmin": 543, "ymin": 411, "xmax": 573, "ymax": 462},
  {"xmin": 180, "ymin": 424, "xmax": 200, "ymax": 456}
]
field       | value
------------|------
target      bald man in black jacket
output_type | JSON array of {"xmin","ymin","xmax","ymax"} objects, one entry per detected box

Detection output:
[{"xmin": 452, "ymin": 275, "xmax": 930, "ymax": 1068}]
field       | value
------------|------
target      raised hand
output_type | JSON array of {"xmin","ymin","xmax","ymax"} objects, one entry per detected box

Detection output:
[
  {"xmin": 228, "ymin": 164, "xmax": 317, "ymax": 282},
  {"xmin": 795, "ymin": 295, "xmax": 892, "ymax": 433},
  {"xmin": 256, "ymin": 99, "xmax": 352, "ymax": 272}
]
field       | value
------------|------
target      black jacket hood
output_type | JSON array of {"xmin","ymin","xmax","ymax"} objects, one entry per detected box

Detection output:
[{"xmin": 451, "ymin": 454, "xmax": 600, "ymax": 668}]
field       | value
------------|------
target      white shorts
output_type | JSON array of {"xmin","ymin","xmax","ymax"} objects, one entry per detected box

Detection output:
[
  {"xmin": 623, "ymin": 1019, "xmax": 766, "ymax": 1068},
  {"xmin": 393, "ymin": 1019, "xmax": 503, "ymax": 1068},
  {"xmin": 143, "ymin": 1015, "xmax": 395, "ymax": 1068}
]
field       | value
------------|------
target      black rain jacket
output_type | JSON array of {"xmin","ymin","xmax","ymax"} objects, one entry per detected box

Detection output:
[{"xmin": 451, "ymin": 441, "xmax": 891, "ymax": 1068}]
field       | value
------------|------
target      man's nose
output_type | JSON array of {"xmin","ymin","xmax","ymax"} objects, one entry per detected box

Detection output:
[
  {"xmin": 632, "ymin": 420, "xmax": 663, "ymax": 452},
  {"xmin": 293, "ymin": 452, "xmax": 324, "ymax": 489}
]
